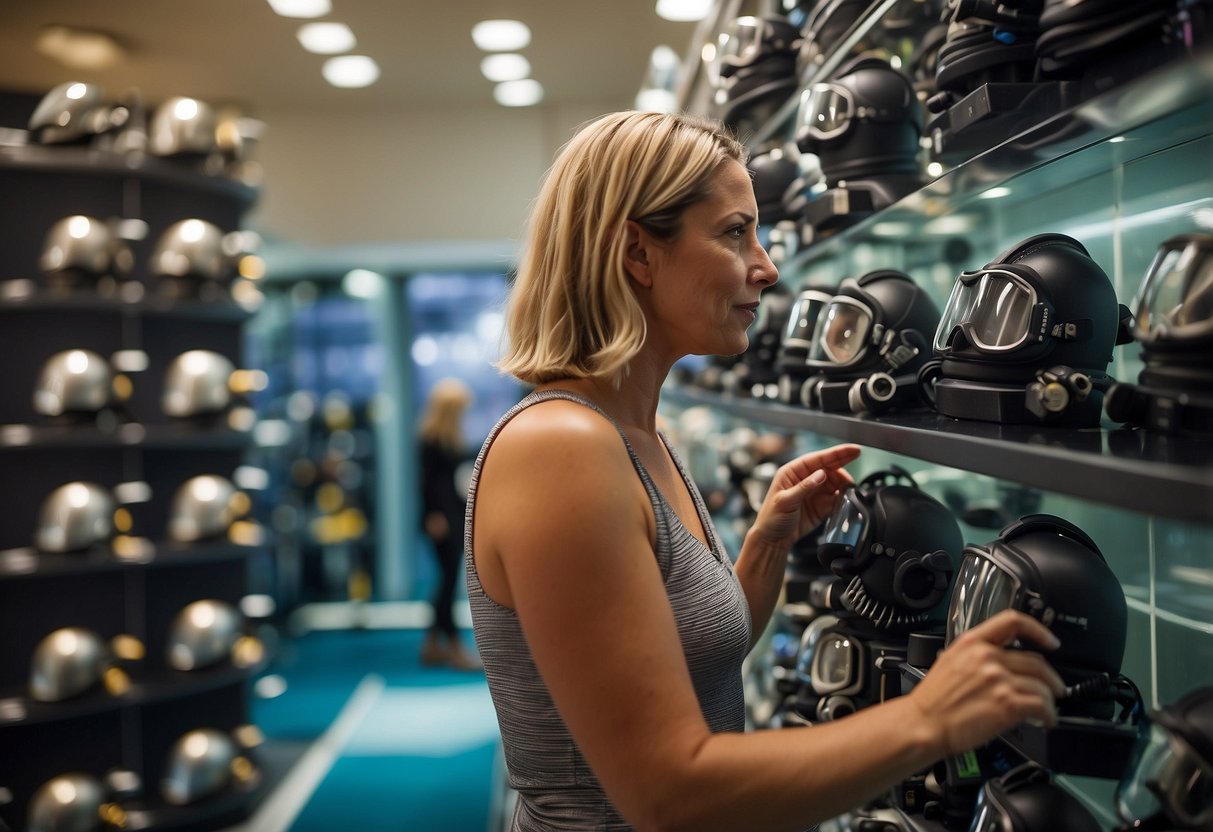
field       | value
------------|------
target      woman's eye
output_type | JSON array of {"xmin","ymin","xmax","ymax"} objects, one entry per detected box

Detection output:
[{"xmin": 727, "ymin": 225, "xmax": 745, "ymax": 239}]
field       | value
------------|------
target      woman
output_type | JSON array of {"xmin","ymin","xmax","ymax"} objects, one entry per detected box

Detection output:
[
  {"xmin": 465, "ymin": 111, "xmax": 1063, "ymax": 831},
  {"xmin": 418, "ymin": 376, "xmax": 479, "ymax": 670}
]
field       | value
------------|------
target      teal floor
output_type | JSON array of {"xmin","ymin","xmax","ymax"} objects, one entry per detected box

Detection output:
[{"xmin": 249, "ymin": 626, "xmax": 500, "ymax": 832}]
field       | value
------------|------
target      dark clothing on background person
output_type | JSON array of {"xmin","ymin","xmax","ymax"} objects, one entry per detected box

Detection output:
[{"xmin": 421, "ymin": 437, "xmax": 467, "ymax": 637}]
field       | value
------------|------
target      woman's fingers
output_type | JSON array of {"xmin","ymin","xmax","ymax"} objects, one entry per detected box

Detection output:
[{"xmin": 960, "ymin": 608, "xmax": 1061, "ymax": 652}]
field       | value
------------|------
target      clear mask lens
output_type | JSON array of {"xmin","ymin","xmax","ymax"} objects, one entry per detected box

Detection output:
[
  {"xmin": 798, "ymin": 82, "xmax": 853, "ymax": 141},
  {"xmin": 809, "ymin": 298, "xmax": 873, "ymax": 366},
  {"xmin": 934, "ymin": 269, "xmax": 1038, "ymax": 353},
  {"xmin": 822, "ymin": 491, "xmax": 866, "ymax": 548},
  {"xmin": 969, "ymin": 795, "xmax": 1011, "ymax": 832},
  {"xmin": 946, "ymin": 553, "xmax": 1021, "ymax": 645},
  {"xmin": 715, "ymin": 17, "xmax": 765, "ymax": 78},
  {"xmin": 1135, "ymin": 238, "xmax": 1213, "ymax": 342},
  {"xmin": 1117, "ymin": 721, "xmax": 1213, "ymax": 827},
  {"xmin": 810, "ymin": 631, "xmax": 861, "ymax": 695},
  {"xmin": 784, "ymin": 290, "xmax": 833, "ymax": 347}
]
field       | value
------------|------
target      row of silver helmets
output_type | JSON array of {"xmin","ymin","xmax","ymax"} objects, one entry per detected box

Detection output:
[
  {"xmin": 26, "ymin": 725, "xmax": 263, "ymax": 830},
  {"xmin": 39, "ymin": 214, "xmax": 262, "ymax": 300},
  {"xmin": 26, "ymin": 81, "xmax": 264, "ymax": 184},
  {"xmin": 36, "ymin": 474, "xmax": 253, "ymax": 554},
  {"xmin": 34, "ymin": 347, "xmax": 265, "ymax": 426}
]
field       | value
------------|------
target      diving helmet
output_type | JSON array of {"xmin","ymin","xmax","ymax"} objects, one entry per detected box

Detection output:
[
  {"xmin": 29, "ymin": 627, "xmax": 113, "ymax": 702},
  {"xmin": 797, "ymin": 0, "xmax": 871, "ymax": 77},
  {"xmin": 39, "ymin": 215, "xmax": 134, "ymax": 292},
  {"xmin": 792, "ymin": 611, "xmax": 912, "ymax": 723},
  {"xmin": 795, "ymin": 56, "xmax": 924, "ymax": 185},
  {"xmin": 969, "ymin": 761, "xmax": 1102, "ymax": 832},
  {"xmin": 1105, "ymin": 233, "xmax": 1213, "ymax": 436},
  {"xmin": 167, "ymin": 475, "xmax": 246, "ymax": 543},
  {"xmin": 27, "ymin": 81, "xmax": 126, "ymax": 145},
  {"xmin": 749, "ymin": 147, "xmax": 802, "ymax": 227},
  {"xmin": 776, "ymin": 282, "xmax": 837, "ymax": 404},
  {"xmin": 27, "ymin": 772, "xmax": 109, "ymax": 832},
  {"xmin": 161, "ymin": 728, "xmax": 239, "ymax": 805},
  {"xmin": 729, "ymin": 288, "xmax": 794, "ymax": 398},
  {"xmin": 796, "ymin": 270, "xmax": 941, "ymax": 414},
  {"xmin": 946, "ymin": 513, "xmax": 1127, "ymax": 684},
  {"xmin": 148, "ymin": 96, "xmax": 218, "ymax": 158},
  {"xmin": 1116, "ymin": 686, "xmax": 1213, "ymax": 832},
  {"xmin": 162, "ymin": 350, "xmax": 237, "ymax": 418},
  {"xmin": 33, "ymin": 350, "xmax": 116, "ymax": 420},
  {"xmin": 1036, "ymin": 0, "xmax": 1179, "ymax": 79},
  {"xmin": 926, "ymin": 233, "xmax": 1130, "ymax": 425},
  {"xmin": 35, "ymin": 481, "xmax": 116, "ymax": 553},
  {"xmin": 166, "ymin": 599, "xmax": 242, "ymax": 671},
  {"xmin": 714, "ymin": 15, "xmax": 801, "ymax": 136},
  {"xmin": 817, "ymin": 467, "xmax": 963, "ymax": 631},
  {"xmin": 932, "ymin": 0, "xmax": 1045, "ymax": 104}
]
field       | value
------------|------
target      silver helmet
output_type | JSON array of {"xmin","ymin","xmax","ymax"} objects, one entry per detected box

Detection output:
[
  {"xmin": 39, "ymin": 215, "xmax": 133, "ymax": 287},
  {"xmin": 27, "ymin": 772, "xmax": 107, "ymax": 832},
  {"xmin": 29, "ymin": 627, "xmax": 111, "ymax": 702},
  {"xmin": 33, "ymin": 350, "xmax": 114, "ymax": 418},
  {"xmin": 167, "ymin": 600, "xmax": 242, "ymax": 671},
  {"xmin": 161, "ymin": 728, "xmax": 237, "ymax": 805},
  {"xmin": 167, "ymin": 475, "xmax": 244, "ymax": 542},
  {"xmin": 162, "ymin": 350, "xmax": 236, "ymax": 418},
  {"xmin": 36, "ymin": 481, "xmax": 116, "ymax": 553},
  {"xmin": 148, "ymin": 96, "xmax": 218, "ymax": 157},
  {"xmin": 28, "ymin": 81, "xmax": 115, "ymax": 144},
  {"xmin": 149, "ymin": 219, "xmax": 228, "ymax": 282}
]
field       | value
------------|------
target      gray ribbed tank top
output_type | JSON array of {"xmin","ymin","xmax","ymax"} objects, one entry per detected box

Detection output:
[{"xmin": 464, "ymin": 389, "xmax": 752, "ymax": 831}]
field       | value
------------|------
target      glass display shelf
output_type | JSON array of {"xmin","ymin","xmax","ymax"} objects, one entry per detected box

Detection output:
[
  {"xmin": 781, "ymin": 51, "xmax": 1213, "ymax": 277},
  {"xmin": 663, "ymin": 386, "xmax": 1213, "ymax": 526},
  {"xmin": 0, "ymin": 287, "xmax": 258, "ymax": 323},
  {"xmin": 0, "ymin": 422, "xmax": 255, "ymax": 451},
  {"xmin": 0, "ymin": 541, "xmax": 254, "ymax": 580}
]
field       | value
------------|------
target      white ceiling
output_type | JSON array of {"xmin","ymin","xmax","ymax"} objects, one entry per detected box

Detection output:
[{"xmin": 0, "ymin": 0, "xmax": 708, "ymax": 118}]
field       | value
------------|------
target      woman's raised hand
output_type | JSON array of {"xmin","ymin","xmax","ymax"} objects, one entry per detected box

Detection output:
[{"xmin": 750, "ymin": 443, "xmax": 862, "ymax": 551}]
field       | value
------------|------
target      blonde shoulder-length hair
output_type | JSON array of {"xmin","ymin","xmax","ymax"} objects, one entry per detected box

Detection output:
[
  {"xmin": 497, "ymin": 110, "xmax": 746, "ymax": 385},
  {"xmin": 419, "ymin": 377, "xmax": 473, "ymax": 452}
]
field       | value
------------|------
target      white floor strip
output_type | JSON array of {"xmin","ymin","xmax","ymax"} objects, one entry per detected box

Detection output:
[{"xmin": 227, "ymin": 673, "xmax": 385, "ymax": 832}]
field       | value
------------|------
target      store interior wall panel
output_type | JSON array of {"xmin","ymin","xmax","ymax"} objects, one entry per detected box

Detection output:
[
  {"xmin": 0, "ymin": 307, "xmax": 125, "ymax": 425},
  {"xmin": 0, "ymin": 710, "xmax": 126, "ymax": 832},
  {"xmin": 0, "ymin": 568, "xmax": 127, "ymax": 689},
  {"xmin": 0, "ymin": 447, "xmax": 127, "ymax": 550},
  {"xmin": 1156, "ymin": 616, "xmax": 1213, "ymax": 708},
  {"xmin": 1152, "ymin": 518, "xmax": 1213, "ymax": 625}
]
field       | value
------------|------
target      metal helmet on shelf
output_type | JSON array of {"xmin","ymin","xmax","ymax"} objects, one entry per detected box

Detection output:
[
  {"xmin": 149, "ymin": 218, "xmax": 230, "ymax": 281},
  {"xmin": 932, "ymin": 0, "xmax": 1045, "ymax": 99},
  {"xmin": 969, "ymin": 762, "xmax": 1103, "ymax": 832},
  {"xmin": 166, "ymin": 599, "xmax": 243, "ymax": 671},
  {"xmin": 162, "ymin": 350, "xmax": 237, "ymax": 418},
  {"xmin": 161, "ymin": 728, "xmax": 239, "ymax": 805},
  {"xmin": 33, "ymin": 349, "xmax": 117, "ymax": 420},
  {"xmin": 795, "ymin": 56, "xmax": 924, "ymax": 185},
  {"xmin": 926, "ymin": 233, "xmax": 1129, "ymax": 425},
  {"xmin": 776, "ymin": 280, "xmax": 838, "ymax": 403},
  {"xmin": 148, "ymin": 96, "xmax": 218, "ymax": 158},
  {"xmin": 1105, "ymin": 233, "xmax": 1213, "ymax": 437},
  {"xmin": 1036, "ymin": 0, "xmax": 1181, "ymax": 79},
  {"xmin": 27, "ymin": 81, "xmax": 125, "ymax": 145},
  {"xmin": 817, "ymin": 466, "xmax": 963, "ymax": 631},
  {"xmin": 29, "ymin": 626, "xmax": 113, "ymax": 702},
  {"xmin": 39, "ymin": 215, "xmax": 134, "ymax": 292},
  {"xmin": 26, "ymin": 772, "xmax": 110, "ymax": 832},
  {"xmin": 946, "ymin": 513, "xmax": 1127, "ymax": 684},
  {"xmin": 1116, "ymin": 686, "xmax": 1213, "ymax": 832},
  {"xmin": 167, "ymin": 474, "xmax": 246, "ymax": 543},
  {"xmin": 35, "ymin": 481, "xmax": 116, "ymax": 553},
  {"xmin": 798, "ymin": 270, "xmax": 941, "ymax": 414}
]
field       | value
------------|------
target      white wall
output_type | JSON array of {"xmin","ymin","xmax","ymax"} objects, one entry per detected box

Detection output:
[{"xmin": 246, "ymin": 100, "xmax": 622, "ymax": 254}]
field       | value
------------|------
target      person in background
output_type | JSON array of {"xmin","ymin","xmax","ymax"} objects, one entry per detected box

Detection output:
[
  {"xmin": 465, "ymin": 110, "xmax": 1063, "ymax": 831},
  {"xmin": 418, "ymin": 376, "xmax": 480, "ymax": 670}
]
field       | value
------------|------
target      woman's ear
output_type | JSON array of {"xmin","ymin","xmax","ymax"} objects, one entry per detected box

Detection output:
[{"xmin": 623, "ymin": 220, "xmax": 653, "ymax": 288}]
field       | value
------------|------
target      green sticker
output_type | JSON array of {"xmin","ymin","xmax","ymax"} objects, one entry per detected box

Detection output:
[{"xmin": 954, "ymin": 749, "xmax": 981, "ymax": 780}]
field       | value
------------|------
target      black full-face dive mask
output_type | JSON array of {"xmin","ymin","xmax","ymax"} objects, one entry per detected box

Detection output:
[
  {"xmin": 817, "ymin": 467, "xmax": 963, "ymax": 631},
  {"xmin": 969, "ymin": 762, "xmax": 1103, "ymax": 832},
  {"xmin": 946, "ymin": 513, "xmax": 1127, "ymax": 688},
  {"xmin": 1106, "ymin": 234, "xmax": 1213, "ymax": 436},
  {"xmin": 792, "ymin": 612, "xmax": 910, "ymax": 723},
  {"xmin": 776, "ymin": 285, "xmax": 836, "ymax": 403},
  {"xmin": 924, "ymin": 233, "xmax": 1131, "ymax": 425},
  {"xmin": 797, "ymin": 270, "xmax": 940, "ymax": 414},
  {"xmin": 1116, "ymin": 687, "xmax": 1213, "ymax": 832}
]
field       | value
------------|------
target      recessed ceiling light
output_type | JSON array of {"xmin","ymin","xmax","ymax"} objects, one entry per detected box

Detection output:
[
  {"xmin": 480, "ymin": 53, "xmax": 531, "ymax": 83},
  {"xmin": 322, "ymin": 55, "xmax": 380, "ymax": 88},
  {"xmin": 656, "ymin": 0, "xmax": 712, "ymax": 22},
  {"xmin": 297, "ymin": 22, "xmax": 356, "ymax": 54},
  {"xmin": 266, "ymin": 0, "xmax": 331, "ymax": 18},
  {"xmin": 635, "ymin": 88, "xmax": 678, "ymax": 112},
  {"xmin": 35, "ymin": 24, "xmax": 125, "ymax": 70},
  {"xmin": 494, "ymin": 79, "xmax": 543, "ymax": 107},
  {"xmin": 472, "ymin": 19, "xmax": 531, "ymax": 52}
]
